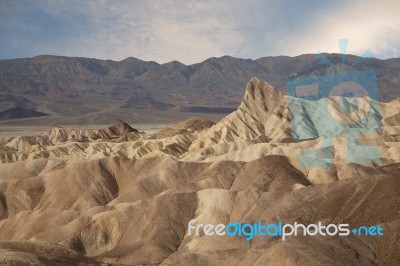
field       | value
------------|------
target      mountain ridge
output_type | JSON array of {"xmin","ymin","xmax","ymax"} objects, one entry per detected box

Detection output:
[{"xmin": 0, "ymin": 53, "xmax": 399, "ymax": 124}]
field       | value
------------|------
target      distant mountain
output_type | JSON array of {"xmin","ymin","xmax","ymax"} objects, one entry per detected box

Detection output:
[{"xmin": 0, "ymin": 54, "xmax": 399, "ymax": 123}]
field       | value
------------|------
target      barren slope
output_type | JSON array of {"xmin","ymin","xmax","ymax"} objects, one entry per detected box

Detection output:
[{"xmin": 0, "ymin": 78, "xmax": 399, "ymax": 265}]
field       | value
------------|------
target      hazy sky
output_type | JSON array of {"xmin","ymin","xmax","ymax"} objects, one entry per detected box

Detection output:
[{"xmin": 0, "ymin": 0, "xmax": 399, "ymax": 64}]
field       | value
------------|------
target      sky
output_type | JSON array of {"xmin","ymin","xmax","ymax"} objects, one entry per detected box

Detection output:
[{"xmin": 0, "ymin": 0, "xmax": 399, "ymax": 64}]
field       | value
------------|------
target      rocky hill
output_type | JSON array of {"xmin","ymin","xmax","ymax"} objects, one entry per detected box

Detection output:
[{"xmin": 0, "ymin": 78, "xmax": 399, "ymax": 264}]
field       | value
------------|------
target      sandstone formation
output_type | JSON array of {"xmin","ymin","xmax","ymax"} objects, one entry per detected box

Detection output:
[{"xmin": 0, "ymin": 78, "xmax": 399, "ymax": 265}]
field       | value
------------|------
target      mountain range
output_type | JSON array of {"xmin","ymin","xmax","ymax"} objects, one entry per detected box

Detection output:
[{"xmin": 0, "ymin": 54, "xmax": 399, "ymax": 125}]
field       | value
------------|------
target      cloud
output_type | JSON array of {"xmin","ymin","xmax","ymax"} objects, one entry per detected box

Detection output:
[
  {"xmin": 0, "ymin": 0, "xmax": 399, "ymax": 63},
  {"xmin": 274, "ymin": 0, "xmax": 400, "ymax": 59},
  {"xmin": 75, "ymin": 0, "xmax": 250, "ymax": 62}
]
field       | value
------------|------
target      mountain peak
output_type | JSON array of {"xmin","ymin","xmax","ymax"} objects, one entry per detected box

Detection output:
[
  {"xmin": 243, "ymin": 77, "xmax": 283, "ymax": 105},
  {"xmin": 110, "ymin": 120, "xmax": 137, "ymax": 134}
]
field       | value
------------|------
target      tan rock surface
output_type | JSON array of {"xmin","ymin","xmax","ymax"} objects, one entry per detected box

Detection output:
[{"xmin": 0, "ymin": 78, "xmax": 399, "ymax": 265}]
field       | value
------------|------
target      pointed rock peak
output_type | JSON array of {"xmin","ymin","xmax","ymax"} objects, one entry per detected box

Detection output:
[
  {"xmin": 244, "ymin": 77, "xmax": 282, "ymax": 102},
  {"xmin": 110, "ymin": 120, "xmax": 137, "ymax": 133},
  {"xmin": 236, "ymin": 77, "xmax": 286, "ymax": 123}
]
